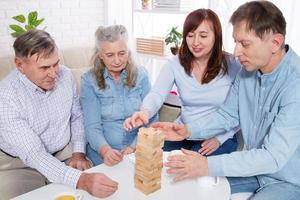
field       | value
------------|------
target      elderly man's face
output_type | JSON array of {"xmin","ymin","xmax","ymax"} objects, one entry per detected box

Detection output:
[
  {"xmin": 15, "ymin": 49, "xmax": 60, "ymax": 91},
  {"xmin": 233, "ymin": 21, "xmax": 276, "ymax": 74}
]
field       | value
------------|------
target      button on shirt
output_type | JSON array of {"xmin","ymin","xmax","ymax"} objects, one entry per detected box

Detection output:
[
  {"xmin": 80, "ymin": 67, "xmax": 151, "ymax": 152},
  {"xmin": 0, "ymin": 66, "xmax": 86, "ymax": 188},
  {"xmin": 188, "ymin": 46, "xmax": 300, "ymax": 187}
]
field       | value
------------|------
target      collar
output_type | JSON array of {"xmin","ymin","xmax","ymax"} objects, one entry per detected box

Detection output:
[
  {"xmin": 103, "ymin": 68, "xmax": 128, "ymax": 80},
  {"xmin": 256, "ymin": 45, "xmax": 291, "ymax": 82},
  {"xmin": 17, "ymin": 70, "xmax": 57, "ymax": 95}
]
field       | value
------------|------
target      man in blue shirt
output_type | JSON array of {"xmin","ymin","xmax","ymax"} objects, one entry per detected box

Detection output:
[{"xmin": 153, "ymin": 1, "xmax": 300, "ymax": 199}]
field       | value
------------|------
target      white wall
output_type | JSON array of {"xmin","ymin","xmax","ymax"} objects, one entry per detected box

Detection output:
[{"xmin": 0, "ymin": 0, "xmax": 105, "ymax": 57}]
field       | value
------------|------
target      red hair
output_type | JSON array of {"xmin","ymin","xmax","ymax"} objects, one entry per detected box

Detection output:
[{"xmin": 179, "ymin": 9, "xmax": 228, "ymax": 84}]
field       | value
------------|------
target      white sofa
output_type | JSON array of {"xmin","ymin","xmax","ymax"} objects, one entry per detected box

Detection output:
[{"xmin": 0, "ymin": 46, "xmax": 93, "ymax": 88}]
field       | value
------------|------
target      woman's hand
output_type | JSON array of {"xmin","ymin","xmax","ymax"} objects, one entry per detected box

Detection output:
[
  {"xmin": 100, "ymin": 145, "xmax": 123, "ymax": 166},
  {"xmin": 121, "ymin": 146, "xmax": 135, "ymax": 155},
  {"xmin": 198, "ymin": 137, "xmax": 220, "ymax": 156}
]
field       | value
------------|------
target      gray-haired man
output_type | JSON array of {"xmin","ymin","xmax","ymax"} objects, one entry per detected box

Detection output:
[{"xmin": 0, "ymin": 30, "xmax": 118, "ymax": 199}]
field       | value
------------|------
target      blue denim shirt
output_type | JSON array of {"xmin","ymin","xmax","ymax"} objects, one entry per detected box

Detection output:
[
  {"xmin": 188, "ymin": 46, "xmax": 300, "ymax": 187},
  {"xmin": 80, "ymin": 67, "xmax": 151, "ymax": 152}
]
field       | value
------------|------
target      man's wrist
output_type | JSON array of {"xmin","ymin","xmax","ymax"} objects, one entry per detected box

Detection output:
[
  {"xmin": 77, "ymin": 173, "xmax": 88, "ymax": 190},
  {"xmin": 72, "ymin": 152, "xmax": 85, "ymax": 159}
]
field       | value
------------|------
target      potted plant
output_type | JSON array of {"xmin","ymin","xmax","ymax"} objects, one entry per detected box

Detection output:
[
  {"xmin": 165, "ymin": 26, "xmax": 182, "ymax": 55},
  {"xmin": 9, "ymin": 11, "xmax": 45, "ymax": 38}
]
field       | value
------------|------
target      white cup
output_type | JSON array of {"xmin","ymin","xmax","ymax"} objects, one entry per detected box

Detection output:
[
  {"xmin": 197, "ymin": 176, "xmax": 219, "ymax": 187},
  {"xmin": 126, "ymin": 152, "xmax": 136, "ymax": 164},
  {"xmin": 169, "ymin": 150, "xmax": 184, "ymax": 157},
  {"xmin": 54, "ymin": 192, "xmax": 83, "ymax": 200}
]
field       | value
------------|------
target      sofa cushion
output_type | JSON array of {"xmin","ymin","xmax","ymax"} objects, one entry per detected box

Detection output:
[
  {"xmin": 71, "ymin": 67, "xmax": 91, "ymax": 92},
  {"xmin": 60, "ymin": 47, "xmax": 94, "ymax": 69},
  {"xmin": 0, "ymin": 57, "xmax": 15, "ymax": 80}
]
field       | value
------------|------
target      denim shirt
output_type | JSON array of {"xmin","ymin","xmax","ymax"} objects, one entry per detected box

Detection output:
[
  {"xmin": 187, "ymin": 45, "xmax": 300, "ymax": 187},
  {"xmin": 80, "ymin": 67, "xmax": 151, "ymax": 152}
]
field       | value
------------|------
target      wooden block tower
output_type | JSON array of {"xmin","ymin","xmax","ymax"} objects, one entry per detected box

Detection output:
[{"xmin": 134, "ymin": 127, "xmax": 164, "ymax": 195}]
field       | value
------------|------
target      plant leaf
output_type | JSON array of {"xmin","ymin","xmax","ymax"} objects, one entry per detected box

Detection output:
[
  {"xmin": 11, "ymin": 31, "xmax": 24, "ymax": 38},
  {"xmin": 25, "ymin": 24, "xmax": 35, "ymax": 31},
  {"xmin": 12, "ymin": 15, "xmax": 26, "ymax": 23},
  {"xmin": 9, "ymin": 24, "xmax": 26, "ymax": 33},
  {"xmin": 28, "ymin": 11, "xmax": 38, "ymax": 26},
  {"xmin": 33, "ymin": 18, "xmax": 44, "ymax": 27}
]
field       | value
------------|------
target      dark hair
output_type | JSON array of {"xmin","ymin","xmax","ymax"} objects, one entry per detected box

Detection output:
[
  {"xmin": 230, "ymin": 1, "xmax": 286, "ymax": 38},
  {"xmin": 13, "ymin": 30, "xmax": 56, "ymax": 59},
  {"xmin": 179, "ymin": 9, "xmax": 228, "ymax": 84},
  {"xmin": 91, "ymin": 25, "xmax": 137, "ymax": 90}
]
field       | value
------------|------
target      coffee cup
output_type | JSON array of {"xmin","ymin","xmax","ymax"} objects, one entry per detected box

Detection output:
[
  {"xmin": 169, "ymin": 150, "xmax": 184, "ymax": 157},
  {"xmin": 197, "ymin": 176, "xmax": 219, "ymax": 187},
  {"xmin": 55, "ymin": 192, "xmax": 83, "ymax": 200}
]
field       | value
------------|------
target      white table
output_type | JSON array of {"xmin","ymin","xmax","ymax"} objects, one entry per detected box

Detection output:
[{"xmin": 13, "ymin": 153, "xmax": 230, "ymax": 200}]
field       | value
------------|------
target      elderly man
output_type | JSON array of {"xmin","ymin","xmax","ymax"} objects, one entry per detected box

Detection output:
[
  {"xmin": 153, "ymin": 1, "xmax": 300, "ymax": 200},
  {"xmin": 0, "ymin": 30, "xmax": 118, "ymax": 200}
]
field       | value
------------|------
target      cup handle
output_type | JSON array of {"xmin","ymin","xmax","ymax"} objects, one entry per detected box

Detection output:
[
  {"xmin": 213, "ymin": 176, "xmax": 219, "ymax": 185},
  {"xmin": 75, "ymin": 193, "xmax": 83, "ymax": 200}
]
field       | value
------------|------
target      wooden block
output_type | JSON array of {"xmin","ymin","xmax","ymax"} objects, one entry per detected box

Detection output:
[
  {"xmin": 135, "ymin": 176, "xmax": 161, "ymax": 195},
  {"xmin": 135, "ymin": 176, "xmax": 161, "ymax": 188},
  {"xmin": 137, "ymin": 127, "xmax": 164, "ymax": 148},
  {"xmin": 134, "ymin": 127, "xmax": 164, "ymax": 195},
  {"xmin": 135, "ymin": 167, "xmax": 162, "ymax": 180},
  {"xmin": 135, "ymin": 148, "xmax": 163, "ymax": 160},
  {"xmin": 135, "ymin": 166, "xmax": 162, "ymax": 177}
]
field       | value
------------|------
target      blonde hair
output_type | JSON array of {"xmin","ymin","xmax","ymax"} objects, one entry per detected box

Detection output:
[{"xmin": 91, "ymin": 25, "xmax": 137, "ymax": 90}]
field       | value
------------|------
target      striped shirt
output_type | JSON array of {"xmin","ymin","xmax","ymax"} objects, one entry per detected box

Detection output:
[{"xmin": 0, "ymin": 65, "xmax": 85, "ymax": 188}]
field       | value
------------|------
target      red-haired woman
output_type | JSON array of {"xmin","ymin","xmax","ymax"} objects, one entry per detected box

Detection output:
[{"xmin": 124, "ymin": 9, "xmax": 241, "ymax": 156}]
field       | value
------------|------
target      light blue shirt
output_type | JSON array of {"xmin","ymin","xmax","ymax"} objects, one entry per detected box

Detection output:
[
  {"xmin": 0, "ymin": 66, "xmax": 85, "ymax": 188},
  {"xmin": 188, "ymin": 46, "xmax": 300, "ymax": 187},
  {"xmin": 142, "ymin": 55, "xmax": 241, "ymax": 144},
  {"xmin": 80, "ymin": 67, "xmax": 151, "ymax": 152}
]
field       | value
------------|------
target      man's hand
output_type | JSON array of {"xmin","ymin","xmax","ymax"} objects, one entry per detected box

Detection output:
[
  {"xmin": 68, "ymin": 152, "xmax": 92, "ymax": 170},
  {"xmin": 198, "ymin": 138, "xmax": 221, "ymax": 156},
  {"xmin": 123, "ymin": 110, "xmax": 150, "ymax": 131},
  {"xmin": 164, "ymin": 149, "xmax": 208, "ymax": 182},
  {"xmin": 121, "ymin": 146, "xmax": 135, "ymax": 155},
  {"xmin": 77, "ymin": 172, "xmax": 118, "ymax": 198},
  {"xmin": 151, "ymin": 122, "xmax": 190, "ymax": 141}
]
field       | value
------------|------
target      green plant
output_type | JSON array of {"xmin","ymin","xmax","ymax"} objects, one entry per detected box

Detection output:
[
  {"xmin": 165, "ymin": 26, "xmax": 182, "ymax": 48},
  {"xmin": 9, "ymin": 11, "xmax": 45, "ymax": 38}
]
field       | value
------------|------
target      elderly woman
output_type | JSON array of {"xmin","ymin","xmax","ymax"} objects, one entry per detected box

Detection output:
[{"xmin": 80, "ymin": 25, "xmax": 152, "ymax": 166}]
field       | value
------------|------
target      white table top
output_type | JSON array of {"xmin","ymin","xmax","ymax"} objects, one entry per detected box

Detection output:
[{"xmin": 13, "ymin": 153, "xmax": 230, "ymax": 200}]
